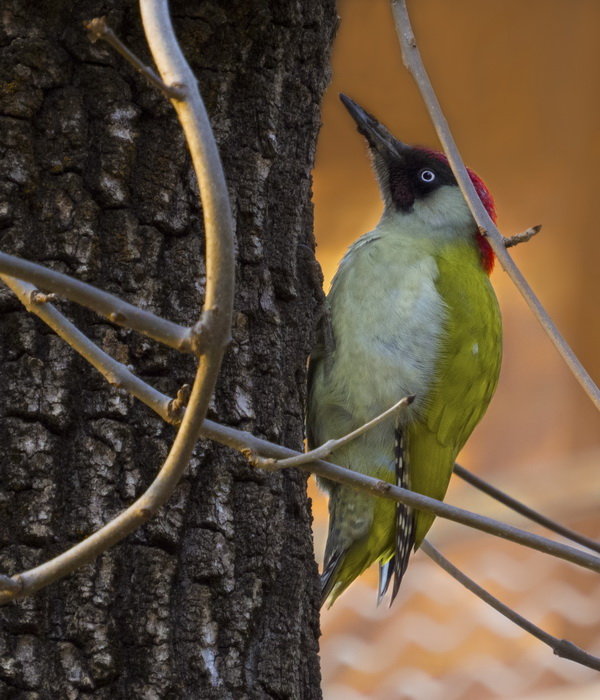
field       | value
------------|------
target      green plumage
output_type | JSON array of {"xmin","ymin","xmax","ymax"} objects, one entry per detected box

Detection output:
[
  {"xmin": 308, "ymin": 93, "xmax": 503, "ymax": 606},
  {"xmin": 408, "ymin": 241, "xmax": 502, "ymax": 547},
  {"xmin": 308, "ymin": 231, "xmax": 502, "ymax": 606}
]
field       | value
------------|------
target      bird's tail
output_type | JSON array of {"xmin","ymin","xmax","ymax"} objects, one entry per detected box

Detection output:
[
  {"xmin": 319, "ymin": 485, "xmax": 379, "ymax": 607},
  {"xmin": 320, "ymin": 552, "xmax": 343, "ymax": 607},
  {"xmin": 378, "ymin": 426, "xmax": 415, "ymax": 605}
]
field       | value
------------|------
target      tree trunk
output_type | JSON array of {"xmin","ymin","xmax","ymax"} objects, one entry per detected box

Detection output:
[{"xmin": 0, "ymin": 1, "xmax": 335, "ymax": 697}]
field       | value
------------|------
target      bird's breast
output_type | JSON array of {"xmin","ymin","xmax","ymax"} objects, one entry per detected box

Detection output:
[{"xmin": 327, "ymin": 236, "xmax": 445, "ymax": 426}]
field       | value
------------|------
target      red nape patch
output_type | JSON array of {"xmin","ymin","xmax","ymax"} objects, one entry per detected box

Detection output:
[
  {"xmin": 420, "ymin": 148, "xmax": 497, "ymax": 274},
  {"xmin": 476, "ymin": 233, "xmax": 495, "ymax": 275}
]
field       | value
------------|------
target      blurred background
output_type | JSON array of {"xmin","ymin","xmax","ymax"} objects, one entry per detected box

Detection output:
[{"xmin": 309, "ymin": 1, "xmax": 600, "ymax": 698}]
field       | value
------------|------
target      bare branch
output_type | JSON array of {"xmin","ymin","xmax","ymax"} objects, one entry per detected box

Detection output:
[
  {"xmin": 504, "ymin": 224, "xmax": 542, "ymax": 248},
  {"xmin": 6, "ymin": 263, "xmax": 596, "ymax": 574},
  {"xmin": 197, "ymin": 418, "xmax": 600, "ymax": 574},
  {"xmin": 84, "ymin": 16, "xmax": 184, "ymax": 100},
  {"xmin": 0, "ymin": 0, "xmax": 234, "ymax": 603},
  {"xmin": 391, "ymin": 0, "xmax": 600, "ymax": 410},
  {"xmin": 421, "ymin": 540, "xmax": 600, "ymax": 672},
  {"xmin": 0, "ymin": 274, "xmax": 176, "ymax": 423},
  {"xmin": 454, "ymin": 463, "xmax": 600, "ymax": 554},
  {"xmin": 6, "ymin": 276, "xmax": 596, "ymax": 576},
  {"xmin": 3, "ymin": 384, "xmax": 598, "ymax": 599},
  {"xmin": 245, "ymin": 395, "xmax": 413, "ymax": 470},
  {"xmin": 139, "ymin": 0, "xmax": 235, "ymax": 341},
  {"xmin": 2, "ymin": 260, "xmax": 594, "ymax": 594},
  {"xmin": 0, "ymin": 251, "xmax": 194, "ymax": 353}
]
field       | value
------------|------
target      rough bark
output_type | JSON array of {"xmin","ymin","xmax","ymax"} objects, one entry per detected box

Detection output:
[{"xmin": 0, "ymin": 1, "xmax": 335, "ymax": 697}]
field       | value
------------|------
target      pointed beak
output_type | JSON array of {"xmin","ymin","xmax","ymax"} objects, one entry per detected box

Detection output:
[{"xmin": 340, "ymin": 94, "xmax": 408, "ymax": 161}]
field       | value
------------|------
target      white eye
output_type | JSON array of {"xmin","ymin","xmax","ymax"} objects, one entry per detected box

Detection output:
[{"xmin": 419, "ymin": 168, "xmax": 436, "ymax": 183}]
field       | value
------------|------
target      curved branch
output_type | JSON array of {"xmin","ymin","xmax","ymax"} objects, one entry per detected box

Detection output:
[
  {"xmin": 421, "ymin": 541, "xmax": 600, "ymax": 672},
  {"xmin": 0, "ymin": 0, "xmax": 234, "ymax": 603},
  {"xmin": 391, "ymin": 0, "xmax": 600, "ymax": 410},
  {"xmin": 139, "ymin": 0, "xmax": 235, "ymax": 347}
]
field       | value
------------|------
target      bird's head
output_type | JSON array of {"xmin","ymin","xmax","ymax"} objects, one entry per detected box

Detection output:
[{"xmin": 340, "ymin": 94, "xmax": 496, "ymax": 273}]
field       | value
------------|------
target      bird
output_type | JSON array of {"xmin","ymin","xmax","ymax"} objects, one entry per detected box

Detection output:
[{"xmin": 307, "ymin": 94, "xmax": 502, "ymax": 607}]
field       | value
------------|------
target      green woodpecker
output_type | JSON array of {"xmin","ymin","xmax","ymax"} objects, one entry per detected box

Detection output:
[{"xmin": 307, "ymin": 95, "xmax": 502, "ymax": 607}]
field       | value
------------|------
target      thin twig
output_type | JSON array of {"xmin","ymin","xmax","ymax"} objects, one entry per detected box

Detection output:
[
  {"xmin": 454, "ymin": 463, "xmax": 600, "ymax": 554},
  {"xmin": 245, "ymin": 396, "xmax": 413, "ymax": 470},
  {"xmin": 421, "ymin": 540, "xmax": 600, "ymax": 672},
  {"xmin": 391, "ymin": 0, "xmax": 600, "ymax": 410},
  {"xmin": 0, "ymin": 274, "xmax": 176, "ymax": 424},
  {"xmin": 198, "ymin": 418, "xmax": 600, "ymax": 574},
  {"xmin": 504, "ymin": 224, "xmax": 542, "ymax": 248},
  {"xmin": 84, "ymin": 16, "xmax": 184, "ymax": 100},
  {"xmin": 0, "ymin": 0, "xmax": 235, "ymax": 603},
  {"xmin": 0, "ymin": 252, "xmax": 194, "ymax": 353}
]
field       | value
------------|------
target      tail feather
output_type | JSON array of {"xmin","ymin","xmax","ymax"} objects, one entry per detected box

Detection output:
[
  {"xmin": 320, "ymin": 551, "xmax": 343, "ymax": 607},
  {"xmin": 390, "ymin": 503, "xmax": 415, "ymax": 603},
  {"xmin": 377, "ymin": 560, "xmax": 393, "ymax": 604},
  {"xmin": 381, "ymin": 426, "xmax": 415, "ymax": 605}
]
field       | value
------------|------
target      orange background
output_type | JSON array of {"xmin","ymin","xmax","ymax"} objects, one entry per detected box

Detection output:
[{"xmin": 310, "ymin": 1, "xmax": 600, "ymax": 698}]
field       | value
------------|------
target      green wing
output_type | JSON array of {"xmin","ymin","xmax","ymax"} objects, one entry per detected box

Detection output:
[{"xmin": 408, "ymin": 243, "xmax": 502, "ymax": 546}]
